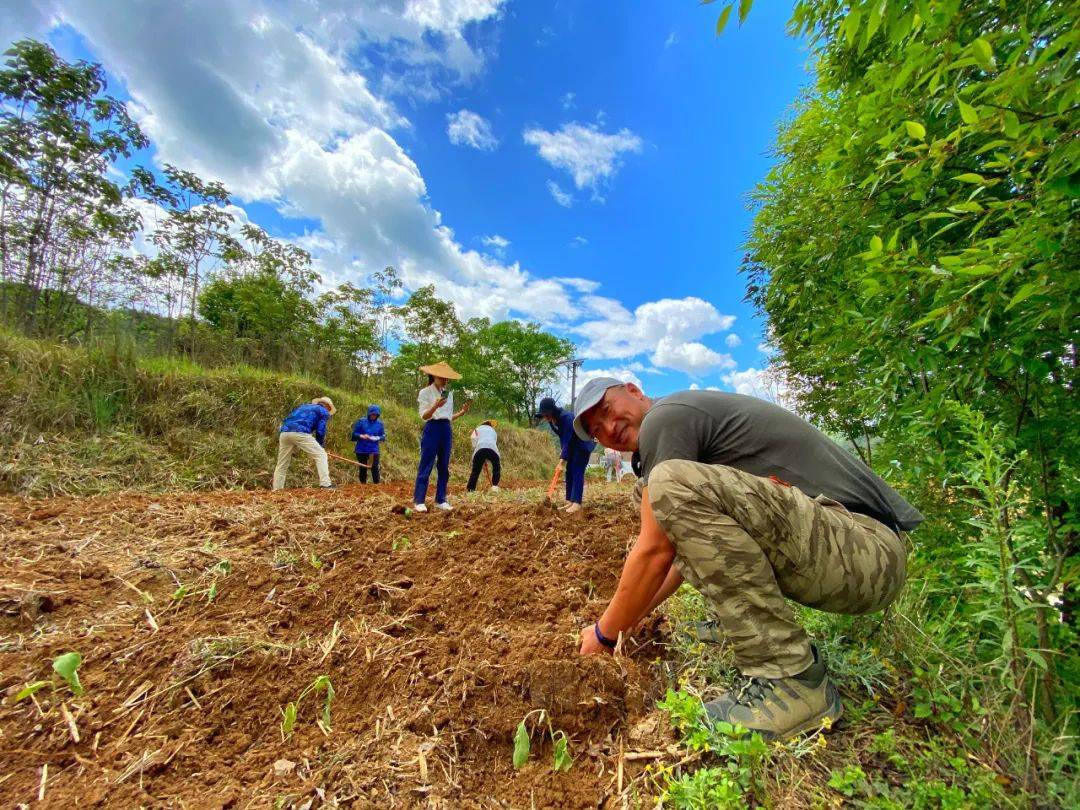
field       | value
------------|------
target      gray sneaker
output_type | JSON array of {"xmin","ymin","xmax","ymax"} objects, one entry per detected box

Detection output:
[
  {"xmin": 682, "ymin": 620, "xmax": 725, "ymax": 644},
  {"xmin": 704, "ymin": 648, "xmax": 842, "ymax": 740}
]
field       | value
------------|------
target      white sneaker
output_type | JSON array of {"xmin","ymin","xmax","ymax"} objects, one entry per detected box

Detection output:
[
  {"xmin": 413, "ymin": 503, "xmax": 428, "ymax": 513},
  {"xmin": 564, "ymin": 503, "xmax": 582, "ymax": 514},
  {"xmin": 435, "ymin": 501, "xmax": 453, "ymax": 511},
  {"xmin": 490, "ymin": 485, "xmax": 501, "ymax": 492}
]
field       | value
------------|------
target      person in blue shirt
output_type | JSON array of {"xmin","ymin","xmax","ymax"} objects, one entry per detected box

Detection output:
[
  {"xmin": 350, "ymin": 404, "xmax": 386, "ymax": 484},
  {"xmin": 272, "ymin": 397, "xmax": 335, "ymax": 490},
  {"xmin": 536, "ymin": 396, "xmax": 595, "ymax": 513}
]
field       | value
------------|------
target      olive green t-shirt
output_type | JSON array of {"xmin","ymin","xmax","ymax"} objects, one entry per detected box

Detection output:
[{"xmin": 637, "ymin": 391, "xmax": 924, "ymax": 531}]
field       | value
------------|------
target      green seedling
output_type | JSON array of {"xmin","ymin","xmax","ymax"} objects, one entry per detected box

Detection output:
[
  {"xmin": 280, "ymin": 674, "xmax": 335, "ymax": 740},
  {"xmin": 513, "ymin": 721, "xmax": 531, "ymax": 769},
  {"xmin": 14, "ymin": 681, "xmax": 49, "ymax": 702},
  {"xmin": 52, "ymin": 651, "xmax": 84, "ymax": 696},
  {"xmin": 213, "ymin": 559, "xmax": 232, "ymax": 576},
  {"xmin": 172, "ymin": 584, "xmax": 191, "ymax": 600},
  {"xmin": 511, "ymin": 710, "xmax": 573, "ymax": 772},
  {"xmin": 551, "ymin": 730, "xmax": 572, "ymax": 772},
  {"xmin": 309, "ymin": 551, "xmax": 323, "ymax": 570},
  {"xmin": 392, "ymin": 536, "xmax": 410, "ymax": 552},
  {"xmin": 445, "ymin": 530, "xmax": 460, "ymax": 540},
  {"xmin": 206, "ymin": 581, "xmax": 218, "ymax": 602}
]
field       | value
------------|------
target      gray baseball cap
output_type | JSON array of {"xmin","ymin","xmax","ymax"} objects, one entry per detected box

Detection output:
[{"xmin": 572, "ymin": 376, "xmax": 624, "ymax": 440}]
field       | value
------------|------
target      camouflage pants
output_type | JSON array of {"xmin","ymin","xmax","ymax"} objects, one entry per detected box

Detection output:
[{"xmin": 648, "ymin": 460, "xmax": 907, "ymax": 678}]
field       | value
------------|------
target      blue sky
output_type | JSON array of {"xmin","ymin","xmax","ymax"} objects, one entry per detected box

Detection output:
[{"xmin": 5, "ymin": 1, "xmax": 809, "ymax": 400}]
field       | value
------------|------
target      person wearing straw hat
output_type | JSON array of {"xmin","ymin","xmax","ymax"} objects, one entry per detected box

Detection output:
[
  {"xmin": 272, "ymin": 396, "xmax": 336, "ymax": 490},
  {"xmin": 413, "ymin": 362, "xmax": 469, "ymax": 512},
  {"xmin": 467, "ymin": 419, "xmax": 501, "ymax": 492}
]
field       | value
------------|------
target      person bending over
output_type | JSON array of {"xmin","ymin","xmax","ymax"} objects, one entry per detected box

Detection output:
[
  {"xmin": 572, "ymin": 378, "xmax": 921, "ymax": 739},
  {"xmin": 467, "ymin": 419, "xmax": 501, "ymax": 492}
]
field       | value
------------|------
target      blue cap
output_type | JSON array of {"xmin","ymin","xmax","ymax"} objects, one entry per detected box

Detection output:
[{"xmin": 534, "ymin": 396, "xmax": 559, "ymax": 418}]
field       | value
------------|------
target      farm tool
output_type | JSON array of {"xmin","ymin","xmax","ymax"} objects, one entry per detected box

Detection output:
[
  {"xmin": 543, "ymin": 459, "xmax": 564, "ymax": 508},
  {"xmin": 326, "ymin": 451, "xmax": 372, "ymax": 469}
]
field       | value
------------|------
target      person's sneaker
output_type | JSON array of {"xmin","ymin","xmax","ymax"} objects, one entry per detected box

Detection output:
[
  {"xmin": 703, "ymin": 647, "xmax": 842, "ymax": 740},
  {"xmin": 435, "ymin": 501, "xmax": 453, "ymax": 511},
  {"xmin": 563, "ymin": 502, "xmax": 582, "ymax": 514},
  {"xmin": 681, "ymin": 620, "xmax": 725, "ymax": 645},
  {"xmin": 413, "ymin": 503, "xmax": 428, "ymax": 513},
  {"xmin": 320, "ymin": 484, "xmax": 336, "ymax": 489},
  {"xmin": 490, "ymin": 485, "xmax": 501, "ymax": 492}
]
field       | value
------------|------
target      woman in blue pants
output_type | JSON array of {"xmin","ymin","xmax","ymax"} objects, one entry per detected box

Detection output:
[
  {"xmin": 536, "ymin": 396, "xmax": 596, "ymax": 514},
  {"xmin": 413, "ymin": 361, "xmax": 469, "ymax": 512}
]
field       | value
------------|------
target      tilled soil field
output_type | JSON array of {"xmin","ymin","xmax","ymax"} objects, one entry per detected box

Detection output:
[{"xmin": 0, "ymin": 484, "xmax": 674, "ymax": 807}]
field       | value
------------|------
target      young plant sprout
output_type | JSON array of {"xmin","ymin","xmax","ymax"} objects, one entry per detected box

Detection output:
[
  {"xmin": 511, "ymin": 709, "xmax": 573, "ymax": 772},
  {"xmin": 280, "ymin": 674, "xmax": 335, "ymax": 740},
  {"xmin": 52, "ymin": 652, "xmax": 84, "ymax": 697}
]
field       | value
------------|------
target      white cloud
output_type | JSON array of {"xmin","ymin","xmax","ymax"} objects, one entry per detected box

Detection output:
[
  {"xmin": 524, "ymin": 122, "xmax": 642, "ymax": 191},
  {"xmin": 24, "ymin": 0, "xmax": 590, "ymax": 324},
  {"xmin": 569, "ymin": 235, "xmax": 588, "ymax": 247},
  {"xmin": 664, "ymin": 32, "xmax": 679, "ymax": 48},
  {"xmin": 21, "ymin": 0, "xmax": 743, "ymax": 385},
  {"xmin": 722, "ymin": 367, "xmax": 797, "ymax": 411},
  {"xmin": 554, "ymin": 366, "xmax": 645, "ymax": 407},
  {"xmin": 561, "ymin": 91, "xmax": 576, "ymax": 110},
  {"xmin": 480, "ymin": 233, "xmax": 509, "ymax": 256},
  {"xmin": 547, "ymin": 180, "xmax": 573, "ymax": 207},
  {"xmin": 574, "ymin": 296, "xmax": 736, "ymax": 374},
  {"xmin": 481, "ymin": 234, "xmax": 510, "ymax": 250},
  {"xmin": 447, "ymin": 109, "xmax": 498, "ymax": 150},
  {"xmin": 653, "ymin": 338, "xmax": 735, "ymax": 376},
  {"xmin": 725, "ymin": 333, "xmax": 742, "ymax": 348}
]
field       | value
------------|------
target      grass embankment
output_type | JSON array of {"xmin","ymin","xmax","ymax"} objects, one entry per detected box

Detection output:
[{"xmin": 0, "ymin": 330, "xmax": 554, "ymax": 496}]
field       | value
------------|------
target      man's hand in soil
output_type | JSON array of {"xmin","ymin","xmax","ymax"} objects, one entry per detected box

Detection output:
[
  {"xmin": 578, "ymin": 624, "xmax": 612, "ymax": 656},
  {"xmin": 578, "ymin": 488, "xmax": 676, "ymax": 656}
]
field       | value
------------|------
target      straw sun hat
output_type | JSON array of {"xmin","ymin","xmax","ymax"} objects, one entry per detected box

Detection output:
[
  {"xmin": 419, "ymin": 361, "xmax": 462, "ymax": 380},
  {"xmin": 311, "ymin": 396, "xmax": 336, "ymax": 415}
]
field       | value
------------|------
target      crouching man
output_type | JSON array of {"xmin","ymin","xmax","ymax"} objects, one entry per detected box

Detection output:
[{"xmin": 573, "ymin": 378, "xmax": 922, "ymax": 739}]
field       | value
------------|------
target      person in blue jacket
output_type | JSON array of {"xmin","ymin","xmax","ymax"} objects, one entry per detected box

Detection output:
[
  {"xmin": 272, "ymin": 396, "xmax": 335, "ymax": 490},
  {"xmin": 350, "ymin": 404, "xmax": 385, "ymax": 484},
  {"xmin": 536, "ymin": 396, "xmax": 595, "ymax": 513}
]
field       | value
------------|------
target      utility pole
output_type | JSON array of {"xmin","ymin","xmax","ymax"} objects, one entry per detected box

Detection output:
[{"xmin": 558, "ymin": 357, "xmax": 585, "ymax": 405}]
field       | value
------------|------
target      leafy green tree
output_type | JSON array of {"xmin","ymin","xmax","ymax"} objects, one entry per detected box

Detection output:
[
  {"xmin": 745, "ymin": 0, "xmax": 1078, "ymax": 783},
  {"xmin": 459, "ymin": 319, "xmax": 572, "ymax": 423},
  {"xmin": 0, "ymin": 39, "xmax": 150, "ymax": 334},
  {"xmin": 150, "ymin": 165, "xmax": 241, "ymax": 330}
]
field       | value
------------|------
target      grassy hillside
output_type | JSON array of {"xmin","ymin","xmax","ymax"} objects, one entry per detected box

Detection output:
[{"xmin": 0, "ymin": 330, "xmax": 554, "ymax": 496}]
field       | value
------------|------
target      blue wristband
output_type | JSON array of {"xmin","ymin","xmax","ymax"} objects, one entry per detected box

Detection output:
[{"xmin": 594, "ymin": 622, "xmax": 617, "ymax": 649}]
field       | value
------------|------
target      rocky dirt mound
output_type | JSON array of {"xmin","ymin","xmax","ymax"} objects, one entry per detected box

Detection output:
[{"xmin": 0, "ymin": 484, "xmax": 672, "ymax": 807}]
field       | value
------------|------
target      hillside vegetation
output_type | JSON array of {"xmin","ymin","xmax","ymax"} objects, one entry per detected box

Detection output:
[{"xmin": 0, "ymin": 330, "xmax": 554, "ymax": 497}]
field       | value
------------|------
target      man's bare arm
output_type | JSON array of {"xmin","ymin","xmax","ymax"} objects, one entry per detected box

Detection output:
[
  {"xmin": 633, "ymin": 564, "xmax": 684, "ymax": 628},
  {"xmin": 580, "ymin": 487, "xmax": 676, "ymax": 653}
]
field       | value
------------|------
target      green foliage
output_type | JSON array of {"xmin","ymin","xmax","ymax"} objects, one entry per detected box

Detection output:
[
  {"xmin": 52, "ymin": 651, "xmax": 84, "ymax": 696},
  {"xmin": 828, "ymin": 764, "xmax": 867, "ymax": 797},
  {"xmin": 281, "ymin": 674, "xmax": 335, "ymax": 739},
  {"xmin": 510, "ymin": 710, "xmax": 573, "ymax": 773},
  {"xmin": 745, "ymin": 0, "xmax": 1077, "ymax": 794},
  {"xmin": 658, "ymin": 688, "xmax": 769, "ymax": 803},
  {"xmin": 14, "ymin": 681, "xmax": 49, "ymax": 702},
  {"xmin": 512, "ymin": 721, "xmax": 530, "ymax": 769}
]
